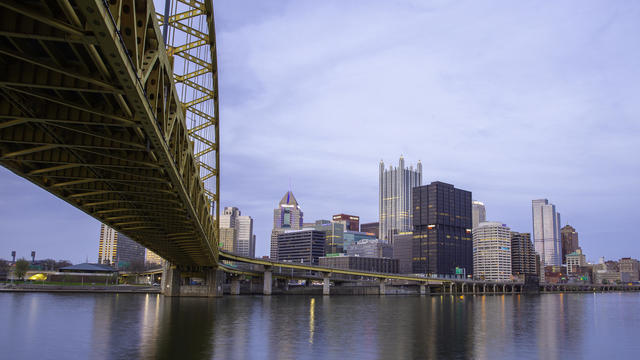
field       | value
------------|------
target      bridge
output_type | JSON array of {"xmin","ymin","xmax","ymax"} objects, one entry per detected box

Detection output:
[{"xmin": 1, "ymin": 0, "xmax": 638, "ymax": 298}]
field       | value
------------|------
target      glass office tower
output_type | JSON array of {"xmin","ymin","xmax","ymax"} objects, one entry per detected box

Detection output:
[{"xmin": 379, "ymin": 156, "xmax": 422, "ymax": 243}]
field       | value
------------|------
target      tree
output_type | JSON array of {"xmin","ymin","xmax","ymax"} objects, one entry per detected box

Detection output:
[{"xmin": 14, "ymin": 258, "xmax": 29, "ymax": 280}]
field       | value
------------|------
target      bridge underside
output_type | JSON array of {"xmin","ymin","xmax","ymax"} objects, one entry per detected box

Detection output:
[{"xmin": 0, "ymin": 0, "xmax": 217, "ymax": 266}]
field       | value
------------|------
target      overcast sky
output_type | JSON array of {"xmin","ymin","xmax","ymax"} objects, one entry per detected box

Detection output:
[{"xmin": 1, "ymin": 0, "xmax": 639, "ymax": 263}]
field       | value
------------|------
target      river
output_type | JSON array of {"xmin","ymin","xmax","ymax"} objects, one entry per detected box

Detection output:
[{"xmin": 1, "ymin": 292, "xmax": 638, "ymax": 359}]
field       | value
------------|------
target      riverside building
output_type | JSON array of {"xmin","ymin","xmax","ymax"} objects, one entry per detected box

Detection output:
[
  {"xmin": 412, "ymin": 181, "xmax": 473, "ymax": 276},
  {"xmin": 379, "ymin": 156, "xmax": 422, "ymax": 243},
  {"xmin": 532, "ymin": 199, "xmax": 562, "ymax": 267},
  {"xmin": 276, "ymin": 229, "xmax": 325, "ymax": 265},
  {"xmin": 510, "ymin": 232, "xmax": 537, "ymax": 277},
  {"xmin": 473, "ymin": 222, "xmax": 512, "ymax": 281}
]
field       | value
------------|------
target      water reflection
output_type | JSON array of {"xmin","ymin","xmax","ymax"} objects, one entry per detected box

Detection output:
[{"xmin": 1, "ymin": 293, "xmax": 638, "ymax": 359}]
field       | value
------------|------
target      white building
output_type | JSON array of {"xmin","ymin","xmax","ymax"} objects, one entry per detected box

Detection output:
[
  {"xmin": 473, "ymin": 222, "xmax": 512, "ymax": 281},
  {"xmin": 236, "ymin": 215, "xmax": 255, "ymax": 258},
  {"xmin": 532, "ymin": 199, "xmax": 562, "ymax": 267}
]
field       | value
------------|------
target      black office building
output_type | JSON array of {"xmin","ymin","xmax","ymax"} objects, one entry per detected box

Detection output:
[
  {"xmin": 412, "ymin": 181, "xmax": 473, "ymax": 276},
  {"xmin": 277, "ymin": 230, "xmax": 325, "ymax": 265}
]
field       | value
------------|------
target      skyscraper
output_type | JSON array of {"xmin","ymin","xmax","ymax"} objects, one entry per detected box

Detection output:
[
  {"xmin": 270, "ymin": 191, "xmax": 303, "ymax": 259},
  {"xmin": 472, "ymin": 200, "xmax": 486, "ymax": 229},
  {"xmin": 532, "ymin": 199, "xmax": 562, "ymax": 267},
  {"xmin": 412, "ymin": 181, "xmax": 473, "ymax": 276},
  {"xmin": 510, "ymin": 231, "xmax": 536, "ymax": 277},
  {"xmin": 473, "ymin": 222, "xmax": 512, "ymax": 281},
  {"xmin": 379, "ymin": 156, "xmax": 422, "ymax": 243},
  {"xmin": 560, "ymin": 225, "xmax": 579, "ymax": 264}
]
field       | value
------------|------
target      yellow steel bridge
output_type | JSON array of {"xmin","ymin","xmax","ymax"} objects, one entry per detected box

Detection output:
[{"xmin": 0, "ymin": 0, "xmax": 219, "ymax": 266}]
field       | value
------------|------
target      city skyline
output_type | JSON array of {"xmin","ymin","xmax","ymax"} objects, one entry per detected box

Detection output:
[{"xmin": 1, "ymin": 0, "xmax": 639, "ymax": 263}]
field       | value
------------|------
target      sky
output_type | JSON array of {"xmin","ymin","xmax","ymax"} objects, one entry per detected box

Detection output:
[{"xmin": 1, "ymin": 0, "xmax": 639, "ymax": 264}]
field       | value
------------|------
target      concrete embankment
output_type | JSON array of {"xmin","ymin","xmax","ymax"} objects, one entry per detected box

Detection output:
[{"xmin": 0, "ymin": 284, "xmax": 160, "ymax": 294}]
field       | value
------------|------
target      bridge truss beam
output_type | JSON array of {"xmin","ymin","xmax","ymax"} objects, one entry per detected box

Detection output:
[{"xmin": 0, "ymin": 0, "xmax": 218, "ymax": 266}]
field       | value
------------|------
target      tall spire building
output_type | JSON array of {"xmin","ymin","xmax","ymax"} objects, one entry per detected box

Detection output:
[
  {"xmin": 532, "ymin": 199, "xmax": 562, "ymax": 267},
  {"xmin": 379, "ymin": 156, "xmax": 422, "ymax": 243},
  {"xmin": 270, "ymin": 191, "xmax": 303, "ymax": 259}
]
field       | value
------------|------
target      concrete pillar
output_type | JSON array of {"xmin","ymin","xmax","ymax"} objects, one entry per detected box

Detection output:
[
  {"xmin": 205, "ymin": 267, "xmax": 224, "ymax": 297},
  {"xmin": 379, "ymin": 278, "xmax": 386, "ymax": 295},
  {"xmin": 449, "ymin": 283, "xmax": 454, "ymax": 294},
  {"xmin": 473, "ymin": 284, "xmax": 476, "ymax": 294},
  {"xmin": 161, "ymin": 263, "xmax": 181, "ymax": 297},
  {"xmin": 502, "ymin": 284, "xmax": 506, "ymax": 293},
  {"xmin": 493, "ymin": 284, "xmax": 497, "ymax": 293},
  {"xmin": 231, "ymin": 277, "xmax": 241, "ymax": 295},
  {"xmin": 512, "ymin": 284, "xmax": 515, "ymax": 293},
  {"xmin": 263, "ymin": 268, "xmax": 272, "ymax": 296},
  {"xmin": 323, "ymin": 274, "xmax": 330, "ymax": 295},
  {"xmin": 483, "ymin": 284, "xmax": 486, "ymax": 293},
  {"xmin": 420, "ymin": 284, "xmax": 427, "ymax": 295}
]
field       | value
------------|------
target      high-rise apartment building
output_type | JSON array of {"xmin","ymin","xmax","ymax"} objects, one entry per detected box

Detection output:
[
  {"xmin": 532, "ymin": 199, "xmax": 562, "ymax": 267},
  {"xmin": 360, "ymin": 222, "xmax": 379, "ymax": 238},
  {"xmin": 560, "ymin": 225, "xmax": 579, "ymax": 264},
  {"xmin": 510, "ymin": 231, "xmax": 536, "ymax": 276},
  {"xmin": 412, "ymin": 181, "xmax": 473, "ymax": 276},
  {"xmin": 472, "ymin": 200, "xmax": 486, "ymax": 229},
  {"xmin": 97, "ymin": 224, "xmax": 145, "ymax": 269},
  {"xmin": 379, "ymin": 156, "xmax": 422, "ymax": 243},
  {"xmin": 473, "ymin": 222, "xmax": 512, "ymax": 281},
  {"xmin": 98, "ymin": 223, "xmax": 117, "ymax": 265},
  {"xmin": 332, "ymin": 214, "xmax": 360, "ymax": 231},
  {"xmin": 270, "ymin": 191, "xmax": 303, "ymax": 259}
]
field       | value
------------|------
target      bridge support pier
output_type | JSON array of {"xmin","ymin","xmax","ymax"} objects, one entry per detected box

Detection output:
[
  {"xmin": 379, "ymin": 279, "xmax": 386, "ymax": 295},
  {"xmin": 162, "ymin": 263, "xmax": 181, "ymax": 297},
  {"xmin": 263, "ymin": 268, "xmax": 272, "ymax": 296},
  {"xmin": 323, "ymin": 274, "xmax": 331, "ymax": 296},
  {"xmin": 420, "ymin": 284, "xmax": 429, "ymax": 295},
  {"xmin": 205, "ymin": 268, "xmax": 224, "ymax": 297},
  {"xmin": 231, "ymin": 277, "xmax": 241, "ymax": 295}
]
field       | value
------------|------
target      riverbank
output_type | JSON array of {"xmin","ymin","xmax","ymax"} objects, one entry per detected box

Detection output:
[{"xmin": 0, "ymin": 283, "xmax": 160, "ymax": 294}]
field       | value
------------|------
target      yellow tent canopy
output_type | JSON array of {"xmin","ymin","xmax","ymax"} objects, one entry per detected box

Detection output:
[{"xmin": 28, "ymin": 273, "xmax": 47, "ymax": 281}]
